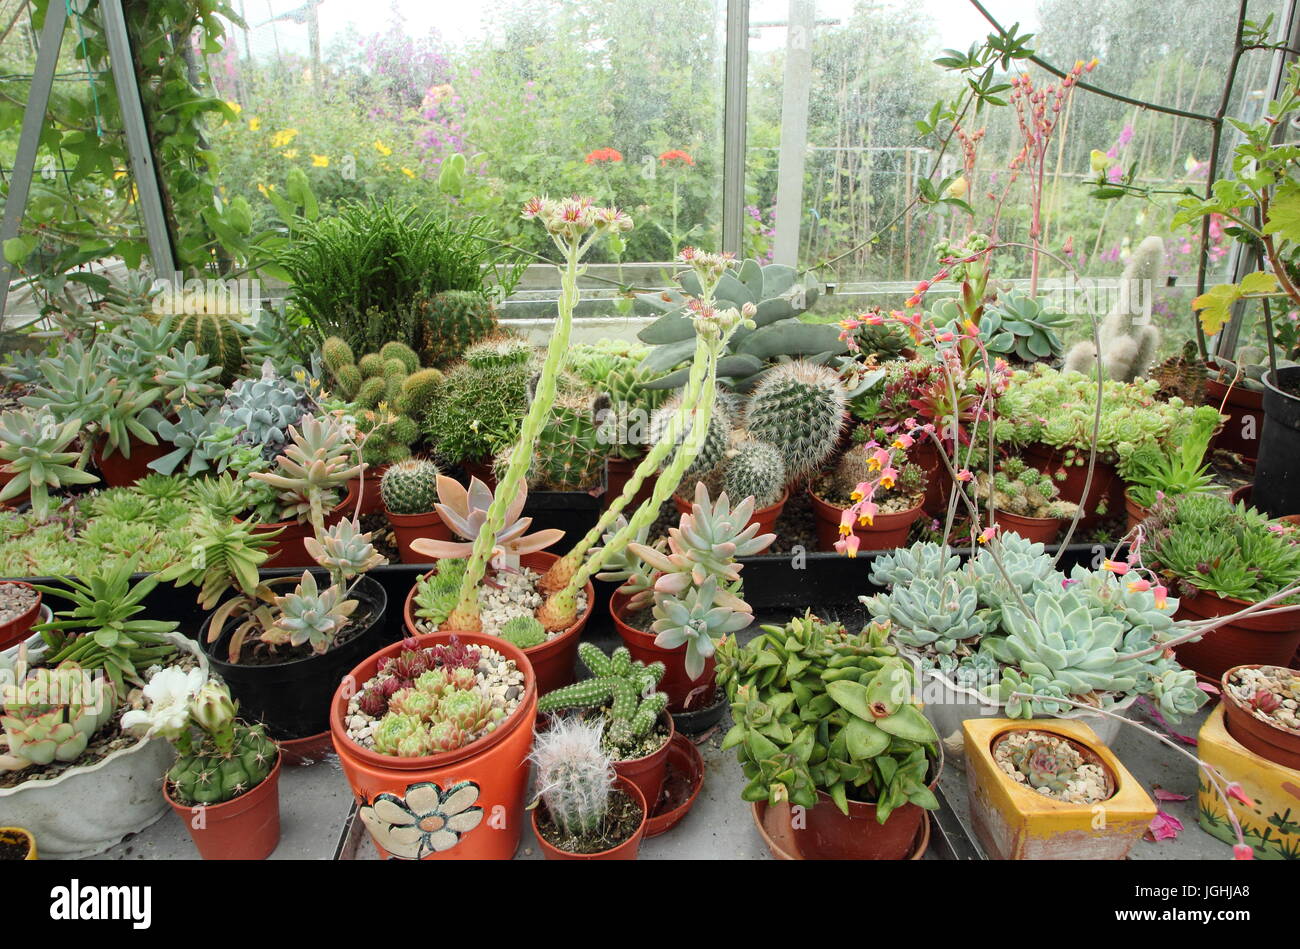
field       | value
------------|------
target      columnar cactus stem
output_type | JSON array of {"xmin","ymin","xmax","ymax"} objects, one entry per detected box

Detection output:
[{"xmin": 446, "ymin": 199, "xmax": 631, "ymax": 632}]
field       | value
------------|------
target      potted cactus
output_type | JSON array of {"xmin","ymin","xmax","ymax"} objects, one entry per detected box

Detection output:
[
  {"xmin": 173, "ymin": 477, "xmax": 392, "ymax": 750},
  {"xmin": 809, "ymin": 433, "xmax": 927, "ymax": 552},
  {"xmin": 972, "ymin": 457, "xmax": 1079, "ymax": 545},
  {"xmin": 962, "ymin": 718, "xmax": 1155, "ymax": 859},
  {"xmin": 330, "ymin": 631, "xmax": 537, "ymax": 860},
  {"xmin": 865, "ymin": 536, "xmax": 1209, "ymax": 742},
  {"xmin": 380, "ymin": 458, "xmax": 452, "ymax": 562},
  {"xmin": 125, "ymin": 671, "xmax": 282, "ymax": 860},
  {"xmin": 538, "ymin": 643, "xmax": 674, "ymax": 813},
  {"xmin": 608, "ymin": 482, "xmax": 774, "ymax": 720},
  {"xmin": 718, "ymin": 612, "xmax": 940, "ymax": 860},
  {"xmin": 528, "ymin": 716, "xmax": 649, "ymax": 860}
]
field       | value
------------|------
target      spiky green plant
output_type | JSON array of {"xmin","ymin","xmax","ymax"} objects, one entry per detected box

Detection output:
[
  {"xmin": 722, "ymin": 439, "xmax": 786, "ymax": 508},
  {"xmin": 380, "ymin": 458, "xmax": 441, "ymax": 515},
  {"xmin": 0, "ymin": 409, "xmax": 100, "ymax": 518},
  {"xmin": 500, "ymin": 615, "xmax": 546, "ymax": 649},
  {"xmin": 414, "ymin": 290, "xmax": 499, "ymax": 367},
  {"xmin": 538, "ymin": 643, "xmax": 668, "ymax": 759},
  {"xmin": 530, "ymin": 716, "xmax": 616, "ymax": 840},
  {"xmin": 743, "ymin": 359, "xmax": 847, "ymax": 481}
]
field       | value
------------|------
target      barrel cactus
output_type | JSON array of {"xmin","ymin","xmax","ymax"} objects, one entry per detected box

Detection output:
[
  {"xmin": 650, "ymin": 387, "xmax": 732, "ymax": 478},
  {"xmin": 380, "ymin": 458, "xmax": 441, "ymax": 515},
  {"xmin": 743, "ymin": 360, "xmax": 847, "ymax": 481},
  {"xmin": 166, "ymin": 308, "xmax": 247, "ymax": 386},
  {"xmin": 414, "ymin": 290, "xmax": 499, "ymax": 367},
  {"xmin": 723, "ymin": 438, "xmax": 786, "ymax": 508}
]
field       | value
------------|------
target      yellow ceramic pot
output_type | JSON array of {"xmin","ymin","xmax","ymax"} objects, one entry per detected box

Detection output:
[
  {"xmin": 1197, "ymin": 704, "xmax": 1300, "ymax": 860},
  {"xmin": 0, "ymin": 827, "xmax": 36, "ymax": 860},
  {"xmin": 963, "ymin": 718, "xmax": 1155, "ymax": 859}
]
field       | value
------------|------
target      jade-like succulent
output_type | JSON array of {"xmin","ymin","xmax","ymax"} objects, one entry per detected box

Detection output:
[
  {"xmin": 408, "ymin": 475, "xmax": 563, "ymax": 572},
  {"xmin": 260, "ymin": 570, "xmax": 359, "ymax": 656},
  {"xmin": 0, "ymin": 409, "xmax": 100, "ymax": 519},
  {"xmin": 0, "ymin": 660, "xmax": 117, "ymax": 773},
  {"xmin": 716, "ymin": 611, "xmax": 938, "ymax": 821},
  {"xmin": 537, "ymin": 643, "xmax": 668, "ymax": 759}
]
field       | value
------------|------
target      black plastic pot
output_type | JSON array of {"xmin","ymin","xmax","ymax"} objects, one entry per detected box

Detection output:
[
  {"xmin": 201, "ymin": 574, "xmax": 394, "ymax": 741},
  {"xmin": 523, "ymin": 490, "xmax": 605, "ymax": 545},
  {"xmin": 671, "ymin": 689, "xmax": 728, "ymax": 736},
  {"xmin": 1254, "ymin": 367, "xmax": 1300, "ymax": 518}
]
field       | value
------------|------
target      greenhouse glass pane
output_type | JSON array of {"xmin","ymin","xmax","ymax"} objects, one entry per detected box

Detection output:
[{"xmin": 207, "ymin": 0, "xmax": 726, "ymax": 298}]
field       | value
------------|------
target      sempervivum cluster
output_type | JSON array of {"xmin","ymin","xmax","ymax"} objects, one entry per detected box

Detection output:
[
  {"xmin": 369, "ymin": 665, "xmax": 502, "ymax": 758},
  {"xmin": 356, "ymin": 637, "xmax": 482, "ymax": 720}
]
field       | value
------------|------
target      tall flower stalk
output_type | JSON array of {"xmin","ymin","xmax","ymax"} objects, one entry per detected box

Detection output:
[
  {"xmin": 538, "ymin": 250, "xmax": 754, "ymax": 630},
  {"xmin": 444, "ymin": 197, "xmax": 631, "ymax": 632}
]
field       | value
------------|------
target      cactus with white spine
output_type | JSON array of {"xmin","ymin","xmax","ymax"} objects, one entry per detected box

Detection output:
[
  {"xmin": 1064, "ymin": 236, "xmax": 1165, "ymax": 382},
  {"xmin": 530, "ymin": 716, "xmax": 616, "ymax": 839},
  {"xmin": 723, "ymin": 439, "xmax": 786, "ymax": 508},
  {"xmin": 537, "ymin": 643, "xmax": 668, "ymax": 758},
  {"xmin": 743, "ymin": 359, "xmax": 847, "ymax": 481},
  {"xmin": 380, "ymin": 458, "xmax": 441, "ymax": 515}
]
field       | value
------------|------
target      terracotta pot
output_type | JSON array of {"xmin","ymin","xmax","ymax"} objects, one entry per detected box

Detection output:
[
  {"xmin": 244, "ymin": 482, "xmax": 357, "ymax": 569},
  {"xmin": 346, "ymin": 463, "xmax": 390, "ymax": 517},
  {"xmin": 0, "ymin": 465, "xmax": 29, "ymax": 508},
  {"xmin": 0, "ymin": 581, "xmax": 42, "ymax": 652},
  {"xmin": 164, "ymin": 751, "xmax": 282, "ymax": 860},
  {"xmin": 402, "ymin": 550, "xmax": 592, "ymax": 696},
  {"xmin": 0, "ymin": 827, "xmax": 36, "ymax": 860},
  {"xmin": 330, "ymin": 631, "xmax": 538, "ymax": 860},
  {"xmin": 532, "ymin": 774, "xmax": 647, "ymax": 860},
  {"xmin": 384, "ymin": 506, "xmax": 453, "ymax": 564},
  {"xmin": 1022, "ymin": 442, "xmax": 1123, "ymax": 527},
  {"xmin": 1230, "ymin": 483, "xmax": 1253, "ymax": 507},
  {"xmin": 276, "ymin": 731, "xmax": 334, "ymax": 767},
  {"xmin": 1173, "ymin": 588, "xmax": 1300, "ymax": 681},
  {"xmin": 1221, "ymin": 665, "xmax": 1300, "ymax": 770},
  {"xmin": 1123, "ymin": 488, "xmax": 1149, "ymax": 533},
  {"xmin": 612, "ymin": 592, "xmax": 715, "ymax": 713},
  {"xmin": 754, "ymin": 800, "xmax": 935, "ymax": 857},
  {"xmin": 673, "ymin": 487, "xmax": 788, "ymax": 539},
  {"xmin": 612, "ymin": 710, "xmax": 674, "ymax": 813},
  {"xmin": 808, "ymin": 488, "xmax": 921, "ymax": 553},
  {"xmin": 991, "ymin": 509, "xmax": 1063, "ymax": 545},
  {"xmin": 909, "ymin": 439, "xmax": 951, "ymax": 516},
  {"xmin": 92, "ymin": 434, "xmax": 174, "ymax": 488},
  {"xmin": 461, "ymin": 457, "xmax": 497, "ymax": 490},
  {"xmin": 644, "ymin": 732, "xmax": 705, "ymax": 838},
  {"xmin": 604, "ymin": 454, "xmax": 655, "ymax": 512},
  {"xmin": 1206, "ymin": 376, "xmax": 1264, "ymax": 464}
]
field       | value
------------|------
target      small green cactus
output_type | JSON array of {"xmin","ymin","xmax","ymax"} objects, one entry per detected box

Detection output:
[
  {"xmin": 168, "ymin": 720, "xmax": 278, "ymax": 805},
  {"xmin": 651, "ymin": 387, "xmax": 732, "ymax": 478},
  {"xmin": 414, "ymin": 290, "xmax": 500, "ymax": 367},
  {"xmin": 722, "ymin": 438, "xmax": 786, "ymax": 509},
  {"xmin": 380, "ymin": 458, "xmax": 441, "ymax": 515},
  {"xmin": 538, "ymin": 643, "xmax": 669, "ymax": 760}
]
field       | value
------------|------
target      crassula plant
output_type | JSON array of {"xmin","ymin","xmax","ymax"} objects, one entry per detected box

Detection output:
[{"xmin": 715, "ymin": 611, "xmax": 939, "ymax": 821}]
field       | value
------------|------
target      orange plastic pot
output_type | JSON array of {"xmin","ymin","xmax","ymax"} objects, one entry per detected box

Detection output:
[
  {"xmin": 243, "ymin": 482, "xmax": 357, "ymax": 569},
  {"xmin": 531, "ymin": 774, "xmax": 647, "ymax": 860},
  {"xmin": 92, "ymin": 434, "xmax": 173, "ymax": 488},
  {"xmin": 808, "ymin": 488, "xmax": 921, "ymax": 553},
  {"xmin": 612, "ymin": 710, "xmax": 674, "ymax": 812},
  {"xmin": 1174, "ymin": 588, "xmax": 1300, "ymax": 681},
  {"xmin": 164, "ymin": 753, "xmax": 282, "ymax": 860},
  {"xmin": 644, "ymin": 732, "xmax": 706, "ymax": 838},
  {"xmin": 1022, "ymin": 442, "xmax": 1123, "ymax": 528},
  {"xmin": 331, "ymin": 630, "xmax": 538, "ymax": 860},
  {"xmin": 604, "ymin": 454, "xmax": 654, "ymax": 512},
  {"xmin": 384, "ymin": 506, "xmax": 453, "ymax": 564},
  {"xmin": 992, "ymin": 509, "xmax": 1063, "ymax": 545},
  {"xmin": 0, "ymin": 581, "xmax": 42, "ymax": 652},
  {"xmin": 612, "ymin": 592, "xmax": 715, "ymax": 713},
  {"xmin": 1206, "ymin": 376, "xmax": 1263, "ymax": 463},
  {"xmin": 1221, "ymin": 665, "xmax": 1300, "ymax": 770},
  {"xmin": 402, "ymin": 551, "xmax": 591, "ymax": 695},
  {"xmin": 673, "ymin": 488, "xmax": 787, "ymax": 538}
]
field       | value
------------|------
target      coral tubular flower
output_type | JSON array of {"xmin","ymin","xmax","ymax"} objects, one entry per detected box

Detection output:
[
  {"xmin": 1101, "ymin": 559, "xmax": 1129, "ymax": 575},
  {"xmin": 977, "ymin": 526, "xmax": 997, "ymax": 544},
  {"xmin": 1153, "ymin": 584, "xmax": 1168, "ymax": 608},
  {"xmin": 1127, "ymin": 578, "xmax": 1151, "ymax": 593},
  {"xmin": 836, "ymin": 533, "xmax": 861, "ymax": 558},
  {"xmin": 1233, "ymin": 844, "xmax": 1254, "ymax": 860}
]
